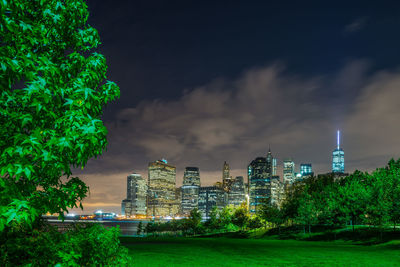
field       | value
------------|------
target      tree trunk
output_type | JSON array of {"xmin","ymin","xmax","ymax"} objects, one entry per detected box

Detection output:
[
  {"xmin": 303, "ymin": 225, "xmax": 306, "ymax": 235},
  {"xmin": 308, "ymin": 224, "xmax": 311, "ymax": 234}
]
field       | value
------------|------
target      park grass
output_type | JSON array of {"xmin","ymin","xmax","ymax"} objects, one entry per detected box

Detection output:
[{"xmin": 121, "ymin": 236, "xmax": 400, "ymax": 267}]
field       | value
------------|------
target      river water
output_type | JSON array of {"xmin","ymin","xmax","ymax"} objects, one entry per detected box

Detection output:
[{"xmin": 46, "ymin": 219, "xmax": 150, "ymax": 236}]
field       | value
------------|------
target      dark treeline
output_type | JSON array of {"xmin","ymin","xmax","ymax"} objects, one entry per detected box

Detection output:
[
  {"xmin": 261, "ymin": 158, "xmax": 400, "ymax": 234},
  {"xmin": 145, "ymin": 159, "xmax": 400, "ymax": 237},
  {"xmin": 144, "ymin": 204, "xmax": 264, "ymax": 237}
]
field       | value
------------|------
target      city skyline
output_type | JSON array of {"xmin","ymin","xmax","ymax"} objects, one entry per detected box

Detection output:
[
  {"xmin": 70, "ymin": 133, "xmax": 395, "ymax": 215},
  {"xmin": 71, "ymin": 1, "xmax": 400, "ymax": 214}
]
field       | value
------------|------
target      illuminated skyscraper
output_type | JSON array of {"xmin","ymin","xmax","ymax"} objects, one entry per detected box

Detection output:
[
  {"xmin": 266, "ymin": 148, "xmax": 275, "ymax": 176},
  {"xmin": 332, "ymin": 130, "xmax": 345, "ymax": 173},
  {"xmin": 283, "ymin": 159, "xmax": 295, "ymax": 184},
  {"xmin": 181, "ymin": 167, "xmax": 200, "ymax": 215},
  {"xmin": 227, "ymin": 176, "xmax": 246, "ymax": 207},
  {"xmin": 198, "ymin": 185, "xmax": 225, "ymax": 218},
  {"xmin": 121, "ymin": 173, "xmax": 147, "ymax": 217},
  {"xmin": 222, "ymin": 161, "xmax": 232, "ymax": 191},
  {"xmin": 300, "ymin": 163, "xmax": 313, "ymax": 177},
  {"xmin": 248, "ymin": 153, "xmax": 281, "ymax": 213},
  {"xmin": 147, "ymin": 159, "xmax": 177, "ymax": 217}
]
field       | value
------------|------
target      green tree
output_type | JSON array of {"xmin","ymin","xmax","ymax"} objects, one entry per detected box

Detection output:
[
  {"xmin": 219, "ymin": 206, "xmax": 233, "ymax": 231},
  {"xmin": 0, "ymin": 0, "xmax": 119, "ymax": 230},
  {"xmin": 232, "ymin": 205, "xmax": 249, "ymax": 230},
  {"xmin": 188, "ymin": 208, "xmax": 202, "ymax": 235},
  {"xmin": 379, "ymin": 159, "xmax": 400, "ymax": 231},
  {"xmin": 247, "ymin": 215, "xmax": 263, "ymax": 230},
  {"xmin": 366, "ymin": 174, "xmax": 390, "ymax": 231},
  {"xmin": 259, "ymin": 203, "xmax": 283, "ymax": 233},
  {"xmin": 338, "ymin": 171, "xmax": 369, "ymax": 232},
  {"xmin": 137, "ymin": 221, "xmax": 143, "ymax": 235},
  {"xmin": 206, "ymin": 206, "xmax": 219, "ymax": 231},
  {"xmin": 296, "ymin": 189, "xmax": 318, "ymax": 234},
  {"xmin": 145, "ymin": 222, "xmax": 153, "ymax": 236},
  {"xmin": 281, "ymin": 179, "xmax": 306, "ymax": 225}
]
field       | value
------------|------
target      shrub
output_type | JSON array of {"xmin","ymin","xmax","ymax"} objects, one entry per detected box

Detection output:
[{"xmin": 0, "ymin": 221, "xmax": 132, "ymax": 266}]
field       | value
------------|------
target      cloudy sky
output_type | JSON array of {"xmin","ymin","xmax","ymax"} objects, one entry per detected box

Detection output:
[{"xmin": 72, "ymin": 0, "xmax": 400, "ymax": 214}]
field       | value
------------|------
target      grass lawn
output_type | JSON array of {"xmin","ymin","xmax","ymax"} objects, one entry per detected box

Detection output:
[{"xmin": 121, "ymin": 236, "xmax": 400, "ymax": 267}]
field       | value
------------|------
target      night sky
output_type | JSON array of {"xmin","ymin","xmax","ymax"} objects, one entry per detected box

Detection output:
[{"xmin": 72, "ymin": 0, "xmax": 400, "ymax": 214}]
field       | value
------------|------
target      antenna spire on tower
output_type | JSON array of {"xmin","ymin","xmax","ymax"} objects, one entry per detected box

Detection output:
[{"xmin": 337, "ymin": 130, "xmax": 340, "ymax": 149}]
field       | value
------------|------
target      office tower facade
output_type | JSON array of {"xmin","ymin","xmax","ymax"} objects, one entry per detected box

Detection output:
[
  {"xmin": 198, "ymin": 185, "xmax": 226, "ymax": 218},
  {"xmin": 181, "ymin": 167, "xmax": 201, "ymax": 215},
  {"xmin": 228, "ymin": 176, "xmax": 246, "ymax": 207},
  {"xmin": 270, "ymin": 176, "xmax": 285, "ymax": 207},
  {"xmin": 147, "ymin": 159, "xmax": 177, "ymax": 217},
  {"xmin": 266, "ymin": 148, "xmax": 275, "ymax": 176},
  {"xmin": 272, "ymin": 158, "xmax": 277, "ymax": 176},
  {"xmin": 283, "ymin": 159, "xmax": 295, "ymax": 184},
  {"xmin": 332, "ymin": 130, "xmax": 345, "ymax": 173},
  {"xmin": 222, "ymin": 161, "xmax": 232, "ymax": 191},
  {"xmin": 300, "ymin": 163, "xmax": 313, "ymax": 176},
  {"xmin": 121, "ymin": 173, "xmax": 147, "ymax": 217},
  {"xmin": 248, "ymin": 155, "xmax": 278, "ymax": 213},
  {"xmin": 175, "ymin": 187, "xmax": 182, "ymax": 215}
]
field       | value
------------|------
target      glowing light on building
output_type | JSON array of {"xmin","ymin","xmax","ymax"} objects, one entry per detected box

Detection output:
[{"xmin": 332, "ymin": 130, "xmax": 345, "ymax": 173}]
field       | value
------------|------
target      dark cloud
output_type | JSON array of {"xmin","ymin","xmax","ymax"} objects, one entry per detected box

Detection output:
[
  {"xmin": 71, "ymin": 61, "xmax": 400, "ymax": 214},
  {"xmin": 344, "ymin": 17, "xmax": 368, "ymax": 33}
]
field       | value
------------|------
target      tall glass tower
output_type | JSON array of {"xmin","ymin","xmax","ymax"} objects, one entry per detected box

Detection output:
[
  {"xmin": 181, "ymin": 167, "xmax": 200, "ymax": 215},
  {"xmin": 222, "ymin": 161, "xmax": 232, "ymax": 190},
  {"xmin": 332, "ymin": 130, "xmax": 345, "ymax": 173}
]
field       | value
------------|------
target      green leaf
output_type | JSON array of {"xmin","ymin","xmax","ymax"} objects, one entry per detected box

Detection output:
[
  {"xmin": 24, "ymin": 167, "xmax": 31, "ymax": 179},
  {"xmin": 6, "ymin": 211, "xmax": 16, "ymax": 224},
  {"xmin": 64, "ymin": 98, "xmax": 74, "ymax": 106}
]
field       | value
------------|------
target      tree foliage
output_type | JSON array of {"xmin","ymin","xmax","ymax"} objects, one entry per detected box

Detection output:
[
  {"xmin": 232, "ymin": 204, "xmax": 249, "ymax": 230},
  {"xmin": 277, "ymin": 159, "xmax": 400, "ymax": 233},
  {"xmin": 188, "ymin": 208, "xmax": 202, "ymax": 234},
  {"xmin": 0, "ymin": 222, "xmax": 132, "ymax": 266},
  {"xmin": 0, "ymin": 0, "xmax": 120, "ymax": 230}
]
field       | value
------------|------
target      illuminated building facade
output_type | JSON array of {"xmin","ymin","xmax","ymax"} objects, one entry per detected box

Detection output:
[
  {"xmin": 175, "ymin": 187, "xmax": 182, "ymax": 214},
  {"xmin": 270, "ymin": 176, "xmax": 285, "ymax": 207},
  {"xmin": 222, "ymin": 161, "xmax": 232, "ymax": 191},
  {"xmin": 283, "ymin": 159, "xmax": 295, "ymax": 184},
  {"xmin": 147, "ymin": 159, "xmax": 178, "ymax": 217},
  {"xmin": 248, "ymin": 153, "xmax": 279, "ymax": 213},
  {"xmin": 198, "ymin": 185, "xmax": 225, "ymax": 218},
  {"xmin": 121, "ymin": 173, "xmax": 147, "ymax": 217},
  {"xmin": 332, "ymin": 130, "xmax": 345, "ymax": 173},
  {"xmin": 227, "ymin": 176, "xmax": 246, "ymax": 207},
  {"xmin": 300, "ymin": 163, "xmax": 313, "ymax": 177},
  {"xmin": 266, "ymin": 148, "xmax": 276, "ymax": 176},
  {"xmin": 181, "ymin": 167, "xmax": 201, "ymax": 215}
]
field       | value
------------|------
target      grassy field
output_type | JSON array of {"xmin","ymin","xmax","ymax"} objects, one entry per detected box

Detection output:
[{"xmin": 121, "ymin": 236, "xmax": 400, "ymax": 267}]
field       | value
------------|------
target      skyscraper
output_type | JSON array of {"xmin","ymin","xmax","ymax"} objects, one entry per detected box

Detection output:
[
  {"xmin": 121, "ymin": 173, "xmax": 147, "ymax": 217},
  {"xmin": 227, "ymin": 176, "xmax": 246, "ymax": 207},
  {"xmin": 266, "ymin": 148, "xmax": 275, "ymax": 176},
  {"xmin": 147, "ymin": 159, "xmax": 177, "ymax": 218},
  {"xmin": 283, "ymin": 159, "xmax": 295, "ymax": 184},
  {"xmin": 222, "ymin": 161, "xmax": 232, "ymax": 191},
  {"xmin": 198, "ymin": 185, "xmax": 225, "ymax": 218},
  {"xmin": 300, "ymin": 163, "xmax": 313, "ymax": 177},
  {"xmin": 332, "ymin": 130, "xmax": 345, "ymax": 173},
  {"xmin": 181, "ymin": 167, "xmax": 201, "ymax": 216},
  {"xmin": 248, "ymin": 154, "xmax": 280, "ymax": 213}
]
